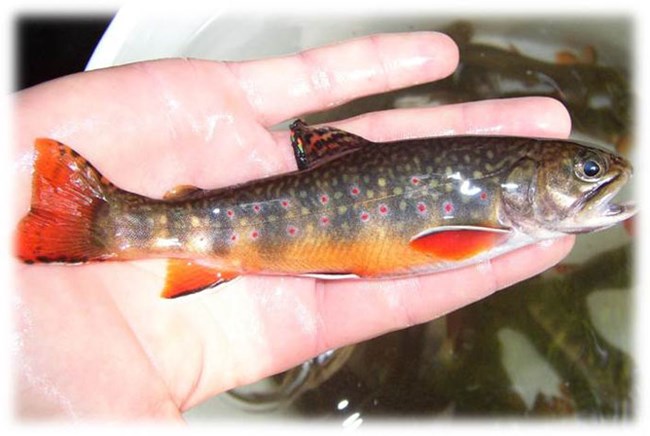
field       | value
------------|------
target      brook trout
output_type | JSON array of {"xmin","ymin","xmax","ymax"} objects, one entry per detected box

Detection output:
[{"xmin": 16, "ymin": 120, "xmax": 636, "ymax": 298}]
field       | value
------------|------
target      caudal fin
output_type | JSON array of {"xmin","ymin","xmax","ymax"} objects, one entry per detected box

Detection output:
[{"xmin": 17, "ymin": 138, "xmax": 114, "ymax": 264}]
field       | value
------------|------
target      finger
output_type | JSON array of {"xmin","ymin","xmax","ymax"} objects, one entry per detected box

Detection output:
[
  {"xmin": 334, "ymin": 96, "xmax": 572, "ymax": 140},
  {"xmin": 270, "ymin": 96, "xmax": 572, "ymax": 169},
  {"xmin": 18, "ymin": 31, "xmax": 457, "ymax": 148},
  {"xmin": 228, "ymin": 32, "xmax": 459, "ymax": 125},
  {"xmin": 14, "ymin": 31, "xmax": 457, "ymax": 198},
  {"xmin": 16, "ymin": 32, "xmax": 457, "ymax": 150}
]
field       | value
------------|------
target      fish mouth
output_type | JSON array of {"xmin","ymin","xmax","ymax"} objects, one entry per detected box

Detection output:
[
  {"xmin": 603, "ymin": 200, "xmax": 636, "ymax": 218},
  {"xmin": 563, "ymin": 172, "xmax": 637, "ymax": 233}
]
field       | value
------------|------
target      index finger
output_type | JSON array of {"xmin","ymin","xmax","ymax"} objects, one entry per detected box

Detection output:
[{"xmin": 227, "ymin": 32, "xmax": 459, "ymax": 125}]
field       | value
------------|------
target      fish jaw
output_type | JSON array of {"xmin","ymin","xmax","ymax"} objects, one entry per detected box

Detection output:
[
  {"xmin": 560, "ymin": 198, "xmax": 636, "ymax": 233},
  {"xmin": 554, "ymin": 169, "xmax": 637, "ymax": 234}
]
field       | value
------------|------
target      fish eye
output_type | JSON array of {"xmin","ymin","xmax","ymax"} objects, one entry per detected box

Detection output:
[
  {"xmin": 583, "ymin": 160, "xmax": 601, "ymax": 177},
  {"xmin": 574, "ymin": 155, "xmax": 606, "ymax": 181}
]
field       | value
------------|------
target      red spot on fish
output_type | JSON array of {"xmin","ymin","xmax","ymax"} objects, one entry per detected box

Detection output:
[
  {"xmin": 443, "ymin": 201, "xmax": 454, "ymax": 214},
  {"xmin": 320, "ymin": 216, "xmax": 330, "ymax": 226},
  {"xmin": 480, "ymin": 191, "xmax": 488, "ymax": 201},
  {"xmin": 253, "ymin": 204, "xmax": 261, "ymax": 213},
  {"xmin": 360, "ymin": 211, "xmax": 370, "ymax": 222},
  {"xmin": 350, "ymin": 186, "xmax": 360, "ymax": 196},
  {"xmin": 226, "ymin": 209, "xmax": 234, "ymax": 218},
  {"xmin": 250, "ymin": 230, "xmax": 259, "ymax": 240},
  {"xmin": 287, "ymin": 225, "xmax": 298, "ymax": 236},
  {"xmin": 417, "ymin": 202, "xmax": 427, "ymax": 215},
  {"xmin": 411, "ymin": 176, "xmax": 420, "ymax": 185},
  {"xmin": 320, "ymin": 194, "xmax": 329, "ymax": 205},
  {"xmin": 230, "ymin": 233, "xmax": 238, "ymax": 242},
  {"xmin": 281, "ymin": 200, "xmax": 290, "ymax": 208},
  {"xmin": 378, "ymin": 204, "xmax": 389, "ymax": 215}
]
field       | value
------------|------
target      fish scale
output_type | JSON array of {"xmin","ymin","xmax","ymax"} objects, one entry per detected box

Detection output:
[{"xmin": 16, "ymin": 121, "xmax": 635, "ymax": 297}]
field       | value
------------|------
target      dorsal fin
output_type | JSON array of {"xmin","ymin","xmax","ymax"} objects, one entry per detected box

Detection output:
[{"xmin": 289, "ymin": 119, "xmax": 368, "ymax": 170}]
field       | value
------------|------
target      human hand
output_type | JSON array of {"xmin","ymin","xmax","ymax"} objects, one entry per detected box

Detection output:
[{"xmin": 13, "ymin": 32, "xmax": 574, "ymax": 420}]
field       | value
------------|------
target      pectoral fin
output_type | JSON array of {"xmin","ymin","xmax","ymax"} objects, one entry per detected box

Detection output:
[
  {"xmin": 162, "ymin": 259, "xmax": 238, "ymax": 298},
  {"xmin": 409, "ymin": 226, "xmax": 511, "ymax": 261}
]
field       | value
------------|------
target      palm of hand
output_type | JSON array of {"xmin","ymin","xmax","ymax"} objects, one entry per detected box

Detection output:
[{"xmin": 13, "ymin": 33, "xmax": 574, "ymax": 420}]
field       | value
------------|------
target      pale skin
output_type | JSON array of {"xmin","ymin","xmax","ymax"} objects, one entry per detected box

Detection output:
[{"xmin": 12, "ymin": 32, "xmax": 575, "ymax": 420}]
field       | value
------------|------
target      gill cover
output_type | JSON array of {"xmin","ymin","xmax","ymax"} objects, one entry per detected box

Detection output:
[{"xmin": 501, "ymin": 157, "xmax": 538, "ymax": 222}]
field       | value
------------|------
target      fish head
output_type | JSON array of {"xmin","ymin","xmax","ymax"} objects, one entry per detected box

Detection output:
[{"xmin": 501, "ymin": 140, "xmax": 636, "ymax": 234}]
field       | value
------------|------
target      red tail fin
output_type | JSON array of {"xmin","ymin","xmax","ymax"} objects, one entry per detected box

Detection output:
[{"xmin": 17, "ymin": 138, "xmax": 113, "ymax": 264}]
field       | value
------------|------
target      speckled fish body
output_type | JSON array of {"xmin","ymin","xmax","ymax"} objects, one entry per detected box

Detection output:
[
  {"xmin": 16, "ymin": 120, "xmax": 635, "ymax": 297},
  {"xmin": 102, "ymin": 135, "xmax": 527, "ymax": 274}
]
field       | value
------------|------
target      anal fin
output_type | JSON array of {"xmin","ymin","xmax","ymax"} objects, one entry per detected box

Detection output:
[
  {"xmin": 409, "ymin": 225, "xmax": 511, "ymax": 261},
  {"xmin": 162, "ymin": 259, "xmax": 238, "ymax": 298}
]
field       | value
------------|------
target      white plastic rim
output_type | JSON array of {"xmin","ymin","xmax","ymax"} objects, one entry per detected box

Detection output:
[
  {"xmin": 86, "ymin": 3, "xmax": 230, "ymax": 70},
  {"xmin": 86, "ymin": 6, "xmax": 630, "ymax": 71}
]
